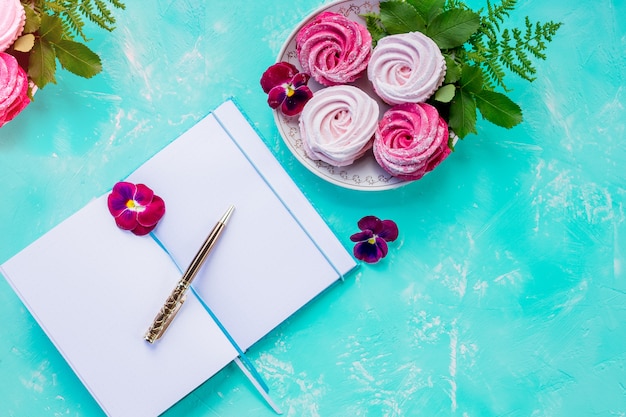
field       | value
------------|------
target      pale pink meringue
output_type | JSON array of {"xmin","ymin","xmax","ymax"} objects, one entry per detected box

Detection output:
[
  {"xmin": 299, "ymin": 85, "xmax": 379, "ymax": 167},
  {"xmin": 0, "ymin": 0, "xmax": 26, "ymax": 52},
  {"xmin": 368, "ymin": 32, "xmax": 446, "ymax": 105},
  {"xmin": 0, "ymin": 52, "xmax": 30, "ymax": 127},
  {"xmin": 373, "ymin": 103, "xmax": 450, "ymax": 180},
  {"xmin": 296, "ymin": 11, "xmax": 372, "ymax": 86}
]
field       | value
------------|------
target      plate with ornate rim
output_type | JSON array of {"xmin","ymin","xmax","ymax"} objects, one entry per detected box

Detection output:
[{"xmin": 274, "ymin": 0, "xmax": 408, "ymax": 191}]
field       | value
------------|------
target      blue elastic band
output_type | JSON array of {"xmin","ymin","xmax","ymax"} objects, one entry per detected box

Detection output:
[{"xmin": 149, "ymin": 232, "xmax": 269, "ymax": 393}]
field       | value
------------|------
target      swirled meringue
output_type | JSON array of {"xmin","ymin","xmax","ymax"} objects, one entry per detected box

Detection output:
[
  {"xmin": 373, "ymin": 103, "xmax": 450, "ymax": 180},
  {"xmin": 0, "ymin": 52, "xmax": 30, "ymax": 127},
  {"xmin": 0, "ymin": 0, "xmax": 26, "ymax": 52},
  {"xmin": 299, "ymin": 85, "xmax": 379, "ymax": 166},
  {"xmin": 296, "ymin": 11, "xmax": 372, "ymax": 86},
  {"xmin": 368, "ymin": 32, "xmax": 446, "ymax": 105}
]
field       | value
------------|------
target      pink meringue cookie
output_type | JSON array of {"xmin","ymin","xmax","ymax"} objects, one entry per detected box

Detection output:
[
  {"xmin": 296, "ymin": 11, "xmax": 372, "ymax": 86},
  {"xmin": 0, "ymin": 52, "xmax": 30, "ymax": 127},
  {"xmin": 373, "ymin": 102, "xmax": 451, "ymax": 180},
  {"xmin": 299, "ymin": 85, "xmax": 379, "ymax": 167},
  {"xmin": 368, "ymin": 32, "xmax": 446, "ymax": 105},
  {"xmin": 0, "ymin": 0, "xmax": 26, "ymax": 52}
]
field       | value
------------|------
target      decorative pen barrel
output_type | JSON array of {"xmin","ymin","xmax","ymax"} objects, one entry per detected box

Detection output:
[{"xmin": 144, "ymin": 283, "xmax": 187, "ymax": 343}]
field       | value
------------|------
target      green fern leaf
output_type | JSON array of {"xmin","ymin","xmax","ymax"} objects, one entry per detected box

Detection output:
[
  {"xmin": 362, "ymin": 12, "xmax": 388, "ymax": 45},
  {"xmin": 22, "ymin": 4, "xmax": 41, "ymax": 33},
  {"xmin": 28, "ymin": 38, "xmax": 57, "ymax": 88},
  {"xmin": 406, "ymin": 0, "xmax": 445, "ymax": 23},
  {"xmin": 460, "ymin": 64, "xmax": 484, "ymax": 93},
  {"xmin": 426, "ymin": 9, "xmax": 480, "ymax": 49},
  {"xmin": 39, "ymin": 13, "xmax": 64, "ymax": 43},
  {"xmin": 109, "ymin": 0, "xmax": 126, "ymax": 10},
  {"xmin": 379, "ymin": 1, "xmax": 426, "ymax": 34},
  {"xmin": 449, "ymin": 88, "xmax": 477, "ymax": 138},
  {"xmin": 53, "ymin": 39, "xmax": 102, "ymax": 78},
  {"xmin": 62, "ymin": 7, "xmax": 87, "ymax": 40},
  {"xmin": 475, "ymin": 90, "xmax": 523, "ymax": 128}
]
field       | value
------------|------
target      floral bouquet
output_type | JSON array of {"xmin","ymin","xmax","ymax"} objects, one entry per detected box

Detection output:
[
  {"xmin": 260, "ymin": 0, "xmax": 561, "ymax": 182},
  {"xmin": 0, "ymin": 0, "xmax": 125, "ymax": 127}
]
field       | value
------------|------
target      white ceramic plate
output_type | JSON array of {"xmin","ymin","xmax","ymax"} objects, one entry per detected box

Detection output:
[{"xmin": 274, "ymin": 0, "xmax": 408, "ymax": 191}]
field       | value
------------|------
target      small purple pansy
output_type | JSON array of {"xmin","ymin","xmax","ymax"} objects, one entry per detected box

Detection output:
[
  {"xmin": 107, "ymin": 182, "xmax": 166, "ymax": 236},
  {"xmin": 260, "ymin": 61, "xmax": 313, "ymax": 116},
  {"xmin": 350, "ymin": 216, "xmax": 399, "ymax": 263}
]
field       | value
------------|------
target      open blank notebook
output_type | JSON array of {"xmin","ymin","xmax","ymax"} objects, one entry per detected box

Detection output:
[{"xmin": 1, "ymin": 100, "xmax": 357, "ymax": 417}]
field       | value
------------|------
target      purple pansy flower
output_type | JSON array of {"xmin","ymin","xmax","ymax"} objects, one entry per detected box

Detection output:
[
  {"xmin": 350, "ymin": 216, "xmax": 399, "ymax": 263},
  {"xmin": 107, "ymin": 182, "xmax": 166, "ymax": 236},
  {"xmin": 260, "ymin": 61, "xmax": 313, "ymax": 116}
]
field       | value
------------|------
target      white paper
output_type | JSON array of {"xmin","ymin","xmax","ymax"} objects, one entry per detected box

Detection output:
[
  {"xmin": 213, "ymin": 101, "xmax": 357, "ymax": 276},
  {"xmin": 1, "ymin": 197, "xmax": 238, "ymax": 417},
  {"xmin": 1, "ymin": 100, "xmax": 356, "ymax": 416}
]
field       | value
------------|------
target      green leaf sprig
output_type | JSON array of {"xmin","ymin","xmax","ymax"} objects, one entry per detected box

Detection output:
[
  {"xmin": 363, "ymin": 0, "xmax": 561, "ymax": 138},
  {"xmin": 8, "ymin": 0, "xmax": 126, "ymax": 91}
]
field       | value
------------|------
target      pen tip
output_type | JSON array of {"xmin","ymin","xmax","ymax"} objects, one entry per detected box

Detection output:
[{"xmin": 221, "ymin": 205, "xmax": 235, "ymax": 224}]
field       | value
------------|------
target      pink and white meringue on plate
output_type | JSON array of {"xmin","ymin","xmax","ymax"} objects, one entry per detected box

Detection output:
[
  {"xmin": 368, "ymin": 32, "xmax": 446, "ymax": 105},
  {"xmin": 296, "ymin": 11, "xmax": 372, "ymax": 87},
  {"xmin": 0, "ymin": 52, "xmax": 30, "ymax": 127},
  {"xmin": 373, "ymin": 102, "xmax": 451, "ymax": 181},
  {"xmin": 299, "ymin": 85, "xmax": 379, "ymax": 167},
  {"xmin": 0, "ymin": 0, "xmax": 26, "ymax": 52}
]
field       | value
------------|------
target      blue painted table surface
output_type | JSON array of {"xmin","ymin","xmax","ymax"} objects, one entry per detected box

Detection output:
[{"xmin": 1, "ymin": 0, "xmax": 625, "ymax": 416}]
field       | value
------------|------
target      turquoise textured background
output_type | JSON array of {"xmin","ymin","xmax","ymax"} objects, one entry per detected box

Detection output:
[{"xmin": 1, "ymin": 0, "xmax": 625, "ymax": 416}]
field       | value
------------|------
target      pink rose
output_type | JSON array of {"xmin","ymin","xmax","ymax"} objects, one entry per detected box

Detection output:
[
  {"xmin": 0, "ymin": 0, "xmax": 26, "ymax": 52},
  {"xmin": 368, "ymin": 32, "xmax": 446, "ymax": 105},
  {"xmin": 296, "ymin": 11, "xmax": 371, "ymax": 86},
  {"xmin": 373, "ymin": 103, "xmax": 451, "ymax": 181},
  {"xmin": 0, "ymin": 52, "xmax": 30, "ymax": 127}
]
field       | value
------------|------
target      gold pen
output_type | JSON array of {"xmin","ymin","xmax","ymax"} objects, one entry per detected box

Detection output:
[{"xmin": 144, "ymin": 205, "xmax": 235, "ymax": 343}]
